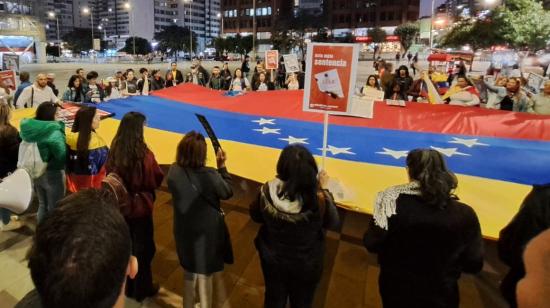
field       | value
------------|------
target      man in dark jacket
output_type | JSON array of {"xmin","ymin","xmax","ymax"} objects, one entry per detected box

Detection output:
[
  {"xmin": 137, "ymin": 68, "xmax": 152, "ymax": 95},
  {"xmin": 208, "ymin": 66, "xmax": 224, "ymax": 90},
  {"xmin": 241, "ymin": 55, "xmax": 250, "ymax": 78},
  {"xmin": 167, "ymin": 62, "xmax": 184, "ymax": 85},
  {"xmin": 194, "ymin": 58, "xmax": 210, "ymax": 84},
  {"xmin": 498, "ymin": 184, "xmax": 550, "ymax": 308},
  {"xmin": 46, "ymin": 73, "xmax": 59, "ymax": 97}
]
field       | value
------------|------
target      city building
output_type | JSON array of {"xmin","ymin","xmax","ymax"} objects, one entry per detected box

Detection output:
[
  {"xmin": 32, "ymin": 0, "xmax": 220, "ymax": 53},
  {"xmin": 37, "ymin": 0, "xmax": 77, "ymax": 43},
  {"xmin": 221, "ymin": 0, "xmax": 420, "ymax": 54},
  {"xmin": 95, "ymin": 0, "xmax": 220, "ymax": 53},
  {"xmin": 177, "ymin": 0, "xmax": 221, "ymax": 52}
]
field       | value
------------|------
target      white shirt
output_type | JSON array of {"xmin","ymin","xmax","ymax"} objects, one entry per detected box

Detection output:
[
  {"xmin": 287, "ymin": 80, "xmax": 299, "ymax": 90},
  {"xmin": 15, "ymin": 84, "xmax": 59, "ymax": 108},
  {"xmin": 105, "ymin": 87, "xmax": 122, "ymax": 101}
]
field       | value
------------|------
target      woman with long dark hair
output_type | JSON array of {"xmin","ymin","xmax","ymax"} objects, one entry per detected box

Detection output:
[
  {"xmin": 62, "ymin": 75, "xmax": 86, "ymax": 103},
  {"xmin": 364, "ymin": 149, "xmax": 483, "ymax": 308},
  {"xmin": 19, "ymin": 102, "xmax": 66, "ymax": 223},
  {"xmin": 362, "ymin": 74, "xmax": 382, "ymax": 93},
  {"xmin": 106, "ymin": 111, "xmax": 164, "ymax": 302},
  {"xmin": 66, "ymin": 106, "xmax": 108, "ymax": 192},
  {"xmin": 250, "ymin": 145, "xmax": 340, "ymax": 308},
  {"xmin": 230, "ymin": 68, "xmax": 250, "ymax": 91},
  {"xmin": 167, "ymin": 131, "xmax": 233, "ymax": 308},
  {"xmin": 0, "ymin": 103, "xmax": 21, "ymax": 229},
  {"xmin": 384, "ymin": 79, "xmax": 406, "ymax": 101}
]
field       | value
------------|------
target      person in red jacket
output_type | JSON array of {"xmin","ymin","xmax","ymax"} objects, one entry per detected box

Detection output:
[{"xmin": 106, "ymin": 111, "xmax": 164, "ymax": 302}]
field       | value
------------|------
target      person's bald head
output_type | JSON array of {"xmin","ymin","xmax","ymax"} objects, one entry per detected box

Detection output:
[
  {"xmin": 517, "ymin": 228, "xmax": 550, "ymax": 308},
  {"xmin": 35, "ymin": 74, "xmax": 48, "ymax": 88}
]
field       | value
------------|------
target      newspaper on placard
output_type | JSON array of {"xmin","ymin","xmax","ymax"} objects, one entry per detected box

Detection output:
[
  {"xmin": 524, "ymin": 73, "xmax": 544, "ymax": 95},
  {"xmin": 283, "ymin": 54, "xmax": 300, "ymax": 73},
  {"xmin": 360, "ymin": 87, "xmax": 385, "ymax": 101},
  {"xmin": 314, "ymin": 69, "xmax": 345, "ymax": 98}
]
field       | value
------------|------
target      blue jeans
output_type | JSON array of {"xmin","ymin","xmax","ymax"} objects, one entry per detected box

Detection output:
[{"xmin": 34, "ymin": 170, "xmax": 65, "ymax": 223}]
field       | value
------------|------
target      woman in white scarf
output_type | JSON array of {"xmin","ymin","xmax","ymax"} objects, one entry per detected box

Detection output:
[{"xmin": 364, "ymin": 149, "xmax": 483, "ymax": 308}]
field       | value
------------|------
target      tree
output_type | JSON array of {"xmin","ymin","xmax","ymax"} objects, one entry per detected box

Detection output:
[
  {"xmin": 120, "ymin": 37, "xmax": 152, "ymax": 55},
  {"xmin": 271, "ymin": 29, "xmax": 296, "ymax": 54},
  {"xmin": 62, "ymin": 28, "xmax": 97, "ymax": 53},
  {"xmin": 270, "ymin": 10, "xmax": 327, "ymax": 58},
  {"xmin": 394, "ymin": 22, "xmax": 419, "ymax": 54},
  {"xmin": 492, "ymin": 0, "xmax": 550, "ymax": 51},
  {"xmin": 235, "ymin": 34, "xmax": 253, "ymax": 58},
  {"xmin": 368, "ymin": 27, "xmax": 387, "ymax": 44},
  {"xmin": 213, "ymin": 37, "xmax": 230, "ymax": 57},
  {"xmin": 154, "ymin": 25, "xmax": 197, "ymax": 56},
  {"xmin": 312, "ymin": 28, "xmax": 330, "ymax": 43},
  {"xmin": 439, "ymin": 18, "xmax": 503, "ymax": 51}
]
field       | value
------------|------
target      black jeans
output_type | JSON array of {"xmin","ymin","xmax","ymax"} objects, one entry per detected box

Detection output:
[
  {"xmin": 125, "ymin": 215, "xmax": 156, "ymax": 301},
  {"xmin": 259, "ymin": 255, "xmax": 322, "ymax": 308}
]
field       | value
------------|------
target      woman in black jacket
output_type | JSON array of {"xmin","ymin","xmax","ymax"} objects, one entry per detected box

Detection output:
[
  {"xmin": 364, "ymin": 149, "xmax": 484, "ymax": 308},
  {"xmin": 0, "ymin": 103, "xmax": 21, "ymax": 227},
  {"xmin": 250, "ymin": 145, "xmax": 340, "ymax": 308},
  {"xmin": 167, "ymin": 131, "xmax": 233, "ymax": 308}
]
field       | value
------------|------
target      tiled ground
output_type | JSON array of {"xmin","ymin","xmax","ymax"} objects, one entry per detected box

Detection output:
[{"xmin": 0, "ymin": 174, "xmax": 510, "ymax": 308}]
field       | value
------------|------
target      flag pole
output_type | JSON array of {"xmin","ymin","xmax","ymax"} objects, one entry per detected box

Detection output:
[{"xmin": 322, "ymin": 111, "xmax": 329, "ymax": 168}]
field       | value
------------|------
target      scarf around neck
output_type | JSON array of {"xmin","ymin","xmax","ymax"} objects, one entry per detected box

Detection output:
[{"xmin": 373, "ymin": 181, "xmax": 421, "ymax": 230}]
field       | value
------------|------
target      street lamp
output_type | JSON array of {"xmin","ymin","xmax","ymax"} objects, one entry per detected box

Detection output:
[
  {"xmin": 124, "ymin": 2, "xmax": 136, "ymax": 55},
  {"xmin": 48, "ymin": 11, "xmax": 61, "ymax": 58},
  {"xmin": 429, "ymin": 0, "xmax": 435, "ymax": 49},
  {"xmin": 217, "ymin": 12, "xmax": 223, "ymax": 37},
  {"xmin": 82, "ymin": 7, "xmax": 94, "ymax": 51},
  {"xmin": 252, "ymin": 0, "xmax": 256, "ymax": 61},
  {"xmin": 184, "ymin": 0, "xmax": 193, "ymax": 58}
]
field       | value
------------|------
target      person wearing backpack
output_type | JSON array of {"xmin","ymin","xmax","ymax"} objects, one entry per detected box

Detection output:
[
  {"xmin": 19, "ymin": 102, "xmax": 66, "ymax": 223},
  {"xmin": 15, "ymin": 74, "xmax": 60, "ymax": 109},
  {"xmin": 106, "ymin": 111, "xmax": 164, "ymax": 302},
  {"xmin": 66, "ymin": 106, "xmax": 108, "ymax": 192}
]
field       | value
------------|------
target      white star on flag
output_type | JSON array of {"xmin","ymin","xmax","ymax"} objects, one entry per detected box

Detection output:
[
  {"xmin": 376, "ymin": 148, "xmax": 409, "ymax": 159},
  {"xmin": 319, "ymin": 145, "xmax": 356, "ymax": 156},
  {"xmin": 448, "ymin": 137, "xmax": 489, "ymax": 148},
  {"xmin": 279, "ymin": 136, "xmax": 309, "ymax": 145},
  {"xmin": 252, "ymin": 118, "xmax": 276, "ymax": 125},
  {"xmin": 253, "ymin": 127, "xmax": 281, "ymax": 135},
  {"xmin": 430, "ymin": 146, "xmax": 471, "ymax": 157}
]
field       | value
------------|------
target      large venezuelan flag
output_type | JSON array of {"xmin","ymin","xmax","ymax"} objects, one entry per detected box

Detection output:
[{"xmin": 12, "ymin": 84, "xmax": 550, "ymax": 239}]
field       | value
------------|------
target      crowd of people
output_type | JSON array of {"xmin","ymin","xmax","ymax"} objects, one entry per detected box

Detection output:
[
  {"xmin": 2, "ymin": 57, "xmax": 305, "ymax": 109},
  {"xmin": 365, "ymin": 58, "xmax": 550, "ymax": 115},
  {"xmin": 0, "ymin": 54, "xmax": 549, "ymax": 308}
]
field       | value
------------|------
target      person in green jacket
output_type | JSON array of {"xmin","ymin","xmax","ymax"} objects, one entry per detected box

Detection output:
[{"xmin": 19, "ymin": 102, "xmax": 66, "ymax": 223}]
